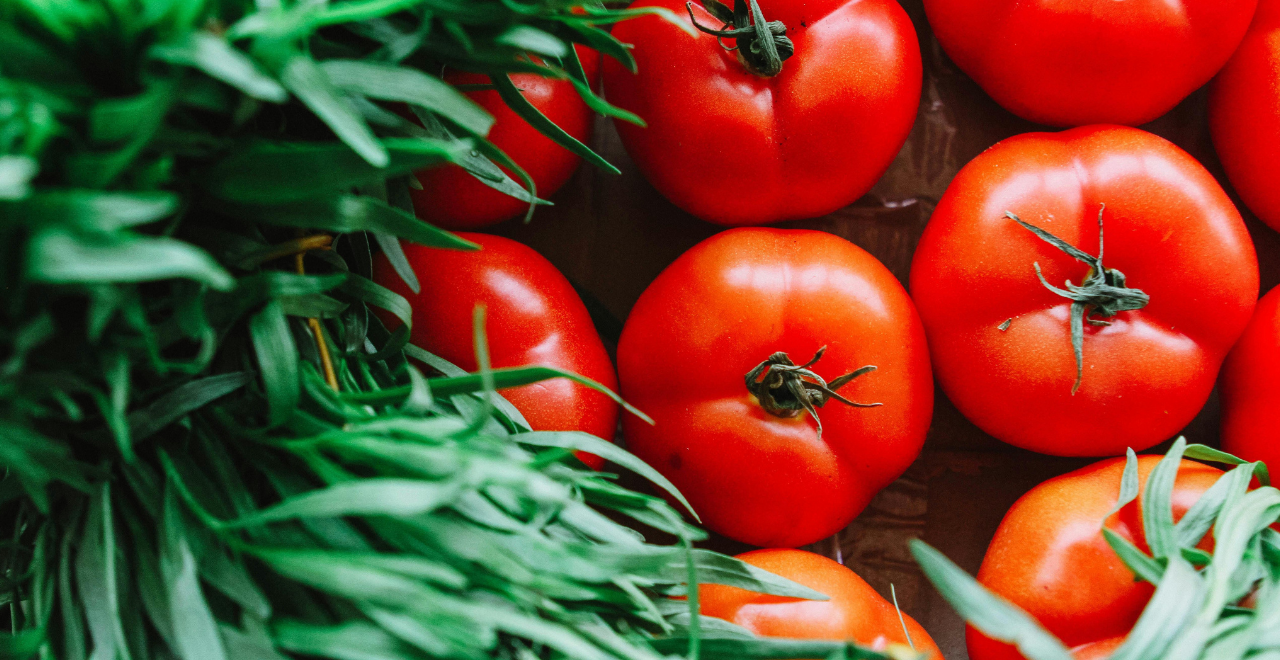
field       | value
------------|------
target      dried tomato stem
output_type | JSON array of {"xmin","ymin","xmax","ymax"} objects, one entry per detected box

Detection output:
[
  {"xmin": 744, "ymin": 346, "xmax": 880, "ymax": 438},
  {"xmin": 1008, "ymin": 204, "xmax": 1150, "ymax": 394},
  {"xmin": 686, "ymin": 0, "xmax": 794, "ymax": 77}
]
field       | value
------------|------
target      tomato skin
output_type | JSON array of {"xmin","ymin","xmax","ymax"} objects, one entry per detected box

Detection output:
[
  {"xmin": 411, "ymin": 47, "xmax": 599, "ymax": 230},
  {"xmin": 701, "ymin": 549, "xmax": 941, "ymax": 658},
  {"xmin": 924, "ymin": 0, "xmax": 1257, "ymax": 127},
  {"xmin": 602, "ymin": 0, "xmax": 921, "ymax": 226},
  {"xmin": 372, "ymin": 233, "xmax": 618, "ymax": 467},
  {"xmin": 1221, "ymin": 286, "xmax": 1280, "ymax": 470},
  {"xmin": 909, "ymin": 125, "xmax": 1258, "ymax": 456},
  {"xmin": 967, "ymin": 457, "xmax": 1222, "ymax": 660},
  {"xmin": 618, "ymin": 228, "xmax": 933, "ymax": 547},
  {"xmin": 1211, "ymin": 0, "xmax": 1280, "ymax": 233}
]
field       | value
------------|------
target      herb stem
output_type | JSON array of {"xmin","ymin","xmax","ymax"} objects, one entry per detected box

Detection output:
[{"xmin": 295, "ymin": 242, "xmax": 340, "ymax": 392}]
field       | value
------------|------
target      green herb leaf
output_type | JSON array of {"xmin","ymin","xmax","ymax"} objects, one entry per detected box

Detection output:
[
  {"xmin": 151, "ymin": 32, "xmax": 288, "ymax": 103},
  {"xmin": 910, "ymin": 540, "xmax": 1072, "ymax": 660}
]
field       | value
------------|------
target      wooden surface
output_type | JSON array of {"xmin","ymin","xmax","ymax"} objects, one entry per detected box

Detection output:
[{"xmin": 487, "ymin": 2, "xmax": 1280, "ymax": 656}]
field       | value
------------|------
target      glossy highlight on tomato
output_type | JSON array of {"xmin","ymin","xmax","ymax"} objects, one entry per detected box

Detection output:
[
  {"xmin": 910, "ymin": 125, "xmax": 1258, "ymax": 456},
  {"xmin": 372, "ymin": 233, "xmax": 618, "ymax": 467},
  {"xmin": 618, "ymin": 228, "xmax": 933, "ymax": 547},
  {"xmin": 1221, "ymin": 285, "xmax": 1280, "ymax": 471},
  {"xmin": 925, "ymin": 0, "xmax": 1257, "ymax": 127},
  {"xmin": 701, "ymin": 549, "xmax": 942, "ymax": 658},
  {"xmin": 967, "ymin": 456, "xmax": 1222, "ymax": 660},
  {"xmin": 1211, "ymin": 0, "xmax": 1280, "ymax": 234},
  {"xmin": 410, "ymin": 46, "xmax": 599, "ymax": 230},
  {"xmin": 602, "ymin": 0, "xmax": 921, "ymax": 226}
]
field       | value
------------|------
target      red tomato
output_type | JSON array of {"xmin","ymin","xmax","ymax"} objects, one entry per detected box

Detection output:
[
  {"xmin": 701, "ymin": 549, "xmax": 942, "ymax": 658},
  {"xmin": 410, "ymin": 46, "xmax": 599, "ymax": 230},
  {"xmin": 617, "ymin": 228, "xmax": 933, "ymax": 547},
  {"xmin": 1221, "ymin": 285, "xmax": 1280, "ymax": 470},
  {"xmin": 602, "ymin": 0, "xmax": 921, "ymax": 226},
  {"xmin": 372, "ymin": 233, "xmax": 618, "ymax": 468},
  {"xmin": 924, "ymin": 0, "xmax": 1257, "ymax": 127},
  {"xmin": 967, "ymin": 456, "xmax": 1222, "ymax": 660},
  {"xmin": 1211, "ymin": 0, "xmax": 1280, "ymax": 233},
  {"xmin": 909, "ymin": 125, "xmax": 1258, "ymax": 456}
]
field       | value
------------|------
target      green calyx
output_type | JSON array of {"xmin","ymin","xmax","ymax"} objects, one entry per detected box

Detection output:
[
  {"xmin": 686, "ymin": 0, "xmax": 795, "ymax": 77},
  {"xmin": 744, "ymin": 346, "xmax": 881, "ymax": 439},
  {"xmin": 1008, "ymin": 204, "xmax": 1151, "ymax": 394}
]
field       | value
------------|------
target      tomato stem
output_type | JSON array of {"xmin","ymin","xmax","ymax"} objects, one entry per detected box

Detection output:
[
  {"xmin": 1008, "ymin": 204, "xmax": 1150, "ymax": 395},
  {"xmin": 744, "ymin": 346, "xmax": 881, "ymax": 439},
  {"xmin": 686, "ymin": 0, "xmax": 794, "ymax": 77}
]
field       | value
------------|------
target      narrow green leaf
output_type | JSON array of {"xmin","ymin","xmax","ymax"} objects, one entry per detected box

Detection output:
[
  {"xmin": 518, "ymin": 431, "xmax": 696, "ymax": 519},
  {"xmin": 372, "ymin": 232, "xmax": 421, "ymax": 294},
  {"xmin": 12, "ymin": 190, "xmax": 176, "ymax": 232},
  {"xmin": 320, "ymin": 59, "xmax": 492, "ymax": 136},
  {"xmin": 128, "ymin": 372, "xmax": 252, "ymax": 444},
  {"xmin": 279, "ymin": 55, "xmax": 387, "ymax": 166},
  {"xmin": 26, "ymin": 227, "xmax": 234, "ymax": 290},
  {"xmin": 161, "ymin": 485, "xmax": 229, "ymax": 660},
  {"xmin": 0, "ymin": 155, "xmax": 38, "ymax": 199},
  {"xmin": 310, "ymin": 0, "xmax": 424, "ymax": 27},
  {"xmin": 151, "ymin": 32, "xmax": 288, "ymax": 102},
  {"xmin": 491, "ymin": 74, "xmax": 619, "ymax": 175},
  {"xmin": 1102, "ymin": 528, "xmax": 1164, "ymax": 585},
  {"xmin": 1143, "ymin": 437, "xmax": 1187, "ymax": 560},
  {"xmin": 205, "ymin": 141, "xmax": 471, "ymax": 204},
  {"xmin": 225, "ymin": 479, "xmax": 462, "ymax": 527},
  {"xmin": 910, "ymin": 540, "xmax": 1072, "ymax": 660},
  {"xmin": 274, "ymin": 620, "xmax": 423, "ymax": 660},
  {"xmin": 1185, "ymin": 444, "xmax": 1270, "ymax": 486},
  {"xmin": 249, "ymin": 301, "xmax": 299, "ymax": 426},
  {"xmin": 647, "ymin": 637, "xmax": 894, "ymax": 660},
  {"xmin": 668, "ymin": 549, "xmax": 829, "ymax": 600},
  {"xmin": 218, "ymin": 624, "xmax": 289, "ymax": 660},
  {"xmin": 496, "ymin": 25, "xmax": 568, "ymax": 57},
  {"xmin": 424, "ymin": 364, "xmax": 652, "ymax": 423},
  {"xmin": 279, "ymin": 293, "xmax": 348, "ymax": 318},
  {"xmin": 1108, "ymin": 557, "xmax": 1205, "ymax": 660},
  {"xmin": 562, "ymin": 46, "xmax": 645, "ymax": 127},
  {"xmin": 1176, "ymin": 465, "xmax": 1254, "ymax": 549},
  {"xmin": 1105, "ymin": 448, "xmax": 1140, "ymax": 519}
]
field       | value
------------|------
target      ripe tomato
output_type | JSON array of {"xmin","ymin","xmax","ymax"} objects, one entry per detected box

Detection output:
[
  {"xmin": 924, "ymin": 0, "xmax": 1257, "ymax": 127},
  {"xmin": 602, "ymin": 0, "xmax": 921, "ymax": 226},
  {"xmin": 1211, "ymin": 0, "xmax": 1280, "ymax": 233},
  {"xmin": 967, "ymin": 456, "xmax": 1222, "ymax": 660},
  {"xmin": 701, "ymin": 549, "xmax": 941, "ymax": 658},
  {"xmin": 909, "ymin": 125, "xmax": 1258, "ymax": 456},
  {"xmin": 617, "ymin": 228, "xmax": 933, "ymax": 547},
  {"xmin": 372, "ymin": 233, "xmax": 617, "ymax": 468},
  {"xmin": 1221, "ymin": 285, "xmax": 1280, "ymax": 470},
  {"xmin": 410, "ymin": 46, "xmax": 599, "ymax": 230}
]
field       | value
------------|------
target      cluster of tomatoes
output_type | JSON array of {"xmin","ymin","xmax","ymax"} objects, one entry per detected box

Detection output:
[{"xmin": 376, "ymin": 0, "xmax": 1280, "ymax": 657}]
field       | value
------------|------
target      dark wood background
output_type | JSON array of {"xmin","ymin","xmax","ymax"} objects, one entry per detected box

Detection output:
[{"xmin": 486, "ymin": 1, "xmax": 1280, "ymax": 656}]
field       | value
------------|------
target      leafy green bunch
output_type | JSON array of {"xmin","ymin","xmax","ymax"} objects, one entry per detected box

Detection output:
[
  {"xmin": 916, "ymin": 438, "xmax": 1280, "ymax": 660},
  {"xmin": 0, "ymin": 1, "xmax": 924, "ymax": 660}
]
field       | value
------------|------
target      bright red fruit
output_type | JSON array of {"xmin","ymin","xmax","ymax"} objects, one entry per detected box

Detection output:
[
  {"xmin": 925, "ymin": 0, "xmax": 1257, "ymax": 127},
  {"xmin": 701, "ymin": 549, "xmax": 941, "ymax": 658},
  {"xmin": 411, "ymin": 46, "xmax": 599, "ymax": 230},
  {"xmin": 618, "ymin": 228, "xmax": 933, "ymax": 547},
  {"xmin": 967, "ymin": 456, "xmax": 1221, "ymax": 660},
  {"xmin": 602, "ymin": 0, "xmax": 921, "ymax": 226},
  {"xmin": 1211, "ymin": 0, "xmax": 1280, "ymax": 233},
  {"xmin": 373, "ymin": 233, "xmax": 618, "ymax": 468},
  {"xmin": 1221, "ymin": 285, "xmax": 1280, "ymax": 471},
  {"xmin": 910, "ymin": 125, "xmax": 1258, "ymax": 456}
]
